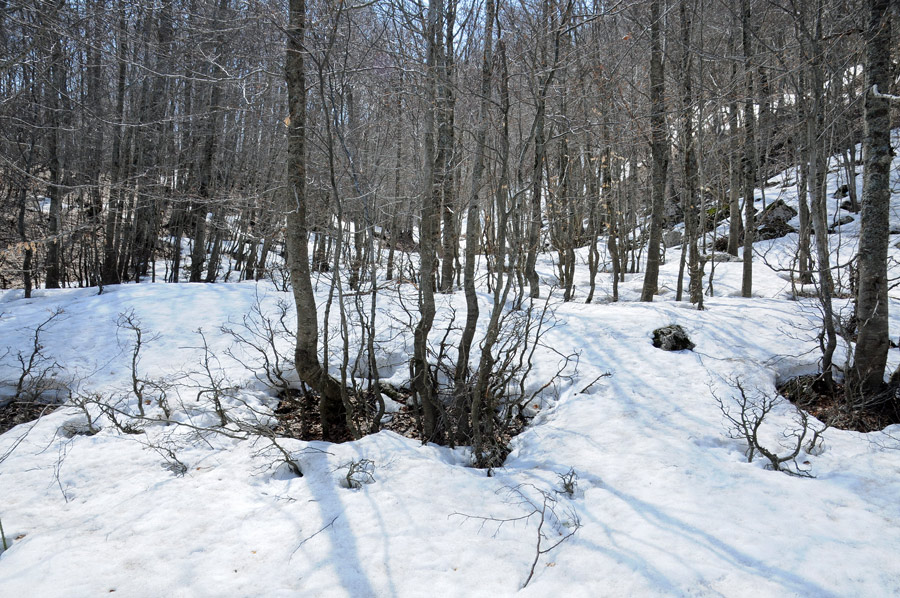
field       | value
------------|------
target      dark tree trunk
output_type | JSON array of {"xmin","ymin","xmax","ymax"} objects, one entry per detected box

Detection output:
[
  {"xmin": 740, "ymin": 0, "xmax": 755, "ymax": 298},
  {"xmin": 641, "ymin": 0, "xmax": 668, "ymax": 301},
  {"xmin": 285, "ymin": 0, "xmax": 347, "ymax": 443},
  {"xmin": 43, "ymin": 0, "xmax": 67, "ymax": 289},
  {"xmin": 852, "ymin": 0, "xmax": 893, "ymax": 397},
  {"xmin": 412, "ymin": 0, "xmax": 445, "ymax": 443}
]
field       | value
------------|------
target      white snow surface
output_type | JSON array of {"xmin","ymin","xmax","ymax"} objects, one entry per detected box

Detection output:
[{"xmin": 2, "ymin": 143, "xmax": 900, "ymax": 596}]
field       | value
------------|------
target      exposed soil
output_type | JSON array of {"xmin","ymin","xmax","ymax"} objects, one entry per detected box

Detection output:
[
  {"xmin": 778, "ymin": 374, "xmax": 900, "ymax": 432},
  {"xmin": 272, "ymin": 386, "xmax": 528, "ymax": 465},
  {"xmin": 273, "ymin": 386, "xmax": 421, "ymax": 442},
  {"xmin": 0, "ymin": 399, "xmax": 60, "ymax": 436}
]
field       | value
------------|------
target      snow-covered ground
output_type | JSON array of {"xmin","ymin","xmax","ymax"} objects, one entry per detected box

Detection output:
[{"xmin": 2, "ymin": 142, "xmax": 900, "ymax": 597}]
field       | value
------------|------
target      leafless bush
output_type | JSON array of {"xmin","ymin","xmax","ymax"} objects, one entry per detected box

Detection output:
[
  {"xmin": 338, "ymin": 458, "xmax": 375, "ymax": 489},
  {"xmin": 453, "ymin": 481, "xmax": 581, "ymax": 588},
  {"xmin": 221, "ymin": 291, "xmax": 295, "ymax": 393},
  {"xmin": 116, "ymin": 310, "xmax": 161, "ymax": 417},
  {"xmin": 715, "ymin": 378, "xmax": 827, "ymax": 477},
  {"xmin": 269, "ymin": 261, "xmax": 291, "ymax": 293},
  {"xmin": 469, "ymin": 295, "xmax": 578, "ymax": 468},
  {"xmin": 62, "ymin": 389, "xmax": 103, "ymax": 436},
  {"xmin": 188, "ymin": 328, "xmax": 239, "ymax": 427},
  {"xmin": 7, "ymin": 308, "xmax": 64, "ymax": 402},
  {"xmin": 556, "ymin": 468, "xmax": 578, "ymax": 497},
  {"xmin": 406, "ymin": 290, "xmax": 577, "ymax": 467}
]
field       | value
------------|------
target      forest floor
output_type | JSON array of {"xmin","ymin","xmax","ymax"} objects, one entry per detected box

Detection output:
[{"xmin": 2, "ymin": 141, "xmax": 900, "ymax": 596}]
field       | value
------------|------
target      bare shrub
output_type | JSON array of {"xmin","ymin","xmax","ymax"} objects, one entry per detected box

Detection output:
[
  {"xmin": 715, "ymin": 378, "xmax": 827, "ymax": 477},
  {"xmin": 453, "ymin": 482, "xmax": 581, "ymax": 588},
  {"xmin": 188, "ymin": 328, "xmax": 239, "ymax": 427},
  {"xmin": 338, "ymin": 458, "xmax": 376, "ymax": 489},
  {"xmin": 9, "ymin": 308, "xmax": 64, "ymax": 401},
  {"xmin": 221, "ymin": 291, "xmax": 295, "ymax": 394}
]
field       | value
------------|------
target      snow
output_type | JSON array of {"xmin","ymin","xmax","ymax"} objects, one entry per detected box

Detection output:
[{"xmin": 2, "ymin": 141, "xmax": 900, "ymax": 596}]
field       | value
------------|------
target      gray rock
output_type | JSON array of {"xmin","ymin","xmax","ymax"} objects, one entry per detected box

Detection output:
[
  {"xmin": 757, "ymin": 199, "xmax": 798, "ymax": 240},
  {"xmin": 705, "ymin": 253, "xmax": 742, "ymax": 263},
  {"xmin": 840, "ymin": 199, "xmax": 860, "ymax": 213},
  {"xmin": 664, "ymin": 230, "xmax": 683, "ymax": 248},
  {"xmin": 652, "ymin": 324, "xmax": 695, "ymax": 351},
  {"xmin": 829, "ymin": 215, "xmax": 854, "ymax": 232}
]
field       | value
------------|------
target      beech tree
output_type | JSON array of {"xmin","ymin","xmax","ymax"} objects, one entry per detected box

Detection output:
[
  {"xmin": 851, "ymin": 0, "xmax": 894, "ymax": 398},
  {"xmin": 285, "ymin": 0, "xmax": 349, "ymax": 441},
  {"xmin": 640, "ymin": 0, "xmax": 668, "ymax": 302}
]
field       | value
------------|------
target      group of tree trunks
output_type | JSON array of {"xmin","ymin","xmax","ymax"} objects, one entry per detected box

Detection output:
[{"xmin": 1, "ymin": 0, "xmax": 897, "ymax": 446}]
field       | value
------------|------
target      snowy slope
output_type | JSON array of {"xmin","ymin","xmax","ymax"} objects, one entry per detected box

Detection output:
[{"xmin": 1, "ymin": 143, "xmax": 900, "ymax": 597}]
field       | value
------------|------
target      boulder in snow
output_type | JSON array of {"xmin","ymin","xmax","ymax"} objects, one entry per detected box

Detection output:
[
  {"xmin": 757, "ymin": 199, "xmax": 798, "ymax": 240},
  {"xmin": 705, "ymin": 253, "xmax": 742, "ymax": 263},
  {"xmin": 652, "ymin": 325, "xmax": 695, "ymax": 351},
  {"xmin": 664, "ymin": 230, "xmax": 683, "ymax": 248},
  {"xmin": 829, "ymin": 215, "xmax": 855, "ymax": 231}
]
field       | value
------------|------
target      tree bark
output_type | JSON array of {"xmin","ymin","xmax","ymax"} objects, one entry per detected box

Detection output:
[
  {"xmin": 641, "ymin": 0, "xmax": 668, "ymax": 301},
  {"xmin": 285, "ymin": 0, "xmax": 347, "ymax": 442},
  {"xmin": 412, "ymin": 0, "xmax": 444, "ymax": 443},
  {"xmin": 740, "ymin": 0, "xmax": 755, "ymax": 298},
  {"xmin": 852, "ymin": 0, "xmax": 893, "ymax": 396}
]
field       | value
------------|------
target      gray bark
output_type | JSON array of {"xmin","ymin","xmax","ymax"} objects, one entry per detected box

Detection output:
[
  {"xmin": 285, "ymin": 0, "xmax": 347, "ymax": 442},
  {"xmin": 852, "ymin": 0, "xmax": 893, "ymax": 396},
  {"xmin": 641, "ymin": 0, "xmax": 668, "ymax": 302}
]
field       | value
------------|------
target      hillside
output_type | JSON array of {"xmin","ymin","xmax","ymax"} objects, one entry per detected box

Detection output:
[{"xmin": 1, "ymin": 144, "xmax": 900, "ymax": 597}]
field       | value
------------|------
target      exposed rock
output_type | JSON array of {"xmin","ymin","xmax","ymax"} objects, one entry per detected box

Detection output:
[
  {"xmin": 664, "ymin": 230, "xmax": 683, "ymax": 248},
  {"xmin": 705, "ymin": 253, "xmax": 742, "ymax": 263},
  {"xmin": 829, "ymin": 215, "xmax": 855, "ymax": 232},
  {"xmin": 652, "ymin": 324, "xmax": 695, "ymax": 351},
  {"xmin": 841, "ymin": 199, "xmax": 861, "ymax": 213},
  {"xmin": 704, "ymin": 201, "xmax": 732, "ymax": 232},
  {"xmin": 757, "ymin": 199, "xmax": 798, "ymax": 240},
  {"xmin": 665, "ymin": 200, "xmax": 684, "ymax": 227},
  {"xmin": 834, "ymin": 184, "xmax": 850, "ymax": 199}
]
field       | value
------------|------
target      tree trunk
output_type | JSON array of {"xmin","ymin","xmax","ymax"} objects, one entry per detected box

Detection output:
[
  {"xmin": 802, "ymin": 0, "xmax": 837, "ymax": 388},
  {"xmin": 796, "ymin": 66, "xmax": 813, "ymax": 285},
  {"xmin": 413, "ymin": 0, "xmax": 445, "ymax": 443},
  {"xmin": 43, "ymin": 0, "xmax": 66, "ymax": 289},
  {"xmin": 456, "ymin": 0, "xmax": 493, "ymax": 390},
  {"xmin": 641, "ymin": 0, "xmax": 668, "ymax": 302},
  {"xmin": 680, "ymin": 0, "xmax": 703, "ymax": 308},
  {"xmin": 852, "ymin": 0, "xmax": 893, "ymax": 397},
  {"xmin": 740, "ymin": 0, "xmax": 755, "ymax": 298},
  {"xmin": 285, "ymin": 0, "xmax": 347, "ymax": 442}
]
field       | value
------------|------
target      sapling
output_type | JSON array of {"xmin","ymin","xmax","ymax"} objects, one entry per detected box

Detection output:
[
  {"xmin": 12, "ymin": 308, "xmax": 63, "ymax": 401},
  {"xmin": 339, "ymin": 458, "xmax": 375, "ymax": 489},
  {"xmin": 0, "ymin": 517, "xmax": 7, "ymax": 551},
  {"xmin": 190, "ymin": 328, "xmax": 237, "ymax": 427},
  {"xmin": 221, "ymin": 292, "xmax": 295, "ymax": 393},
  {"xmin": 557, "ymin": 468, "xmax": 578, "ymax": 497}
]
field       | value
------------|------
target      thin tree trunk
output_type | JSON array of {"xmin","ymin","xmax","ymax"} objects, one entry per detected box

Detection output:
[
  {"xmin": 285, "ymin": 0, "xmax": 347, "ymax": 443},
  {"xmin": 641, "ymin": 0, "xmax": 667, "ymax": 301},
  {"xmin": 413, "ymin": 0, "xmax": 444, "ymax": 443},
  {"xmin": 740, "ymin": 0, "xmax": 755, "ymax": 298}
]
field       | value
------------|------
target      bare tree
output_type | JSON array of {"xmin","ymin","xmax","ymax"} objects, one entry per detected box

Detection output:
[
  {"xmin": 851, "ymin": 0, "xmax": 894, "ymax": 397},
  {"xmin": 641, "ymin": 0, "xmax": 669, "ymax": 302}
]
